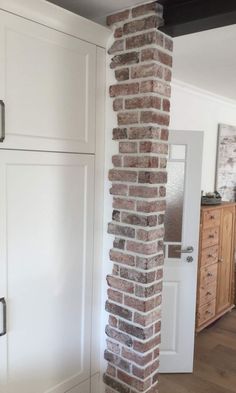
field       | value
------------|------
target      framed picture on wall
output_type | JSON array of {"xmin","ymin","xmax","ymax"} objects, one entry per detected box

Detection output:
[{"xmin": 215, "ymin": 123, "xmax": 236, "ymax": 202}]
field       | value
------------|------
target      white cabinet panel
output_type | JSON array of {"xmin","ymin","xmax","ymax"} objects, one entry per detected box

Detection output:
[
  {"xmin": 0, "ymin": 150, "xmax": 94, "ymax": 393},
  {"xmin": 0, "ymin": 10, "xmax": 96, "ymax": 153}
]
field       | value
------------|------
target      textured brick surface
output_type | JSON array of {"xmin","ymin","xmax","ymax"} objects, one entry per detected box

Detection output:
[{"xmin": 105, "ymin": 2, "xmax": 172, "ymax": 392}]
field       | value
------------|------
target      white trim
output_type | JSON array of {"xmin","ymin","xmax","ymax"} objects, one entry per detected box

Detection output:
[
  {"xmin": 172, "ymin": 78, "xmax": 236, "ymax": 108},
  {"xmin": 0, "ymin": 0, "xmax": 111, "ymax": 48}
]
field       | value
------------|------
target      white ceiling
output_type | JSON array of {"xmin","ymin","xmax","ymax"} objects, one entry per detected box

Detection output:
[
  {"xmin": 47, "ymin": 0, "xmax": 151, "ymax": 23},
  {"xmin": 172, "ymin": 24, "xmax": 236, "ymax": 101}
]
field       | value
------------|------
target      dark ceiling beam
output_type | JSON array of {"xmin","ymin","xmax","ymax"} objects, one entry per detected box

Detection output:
[{"xmin": 159, "ymin": 0, "xmax": 236, "ymax": 37}]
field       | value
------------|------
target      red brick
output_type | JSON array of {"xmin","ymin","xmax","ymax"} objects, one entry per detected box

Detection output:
[
  {"xmin": 132, "ymin": 2, "xmax": 163, "ymax": 18},
  {"xmin": 138, "ymin": 171, "xmax": 167, "ymax": 184},
  {"xmin": 112, "ymin": 155, "xmax": 122, "ymax": 167},
  {"xmin": 128, "ymin": 126, "xmax": 160, "ymax": 140},
  {"xmin": 112, "ymin": 209, "xmax": 120, "ymax": 222},
  {"xmin": 115, "ymin": 68, "xmax": 129, "ymax": 81},
  {"xmin": 107, "ymin": 363, "xmax": 117, "ymax": 377},
  {"xmin": 106, "ymin": 301, "xmax": 132, "ymax": 321},
  {"xmin": 118, "ymin": 112, "xmax": 139, "ymax": 126},
  {"xmin": 164, "ymin": 67, "xmax": 172, "ymax": 81},
  {"xmin": 126, "ymin": 240, "xmax": 158, "ymax": 255},
  {"xmin": 110, "ymin": 183, "xmax": 128, "ymax": 196},
  {"xmin": 117, "ymin": 370, "xmax": 152, "ymax": 391},
  {"xmin": 125, "ymin": 96, "xmax": 161, "ymax": 110},
  {"xmin": 134, "ymin": 308, "xmax": 161, "ymax": 326},
  {"xmin": 105, "ymin": 350, "xmax": 131, "ymax": 373},
  {"xmin": 123, "ymin": 15, "xmax": 162, "ymax": 35},
  {"xmin": 163, "ymin": 98, "xmax": 170, "ymax": 112},
  {"xmin": 107, "ymin": 10, "xmax": 130, "ymax": 26},
  {"xmin": 108, "ymin": 39, "xmax": 124, "ymax": 54},
  {"xmin": 121, "ymin": 212, "xmax": 157, "ymax": 227},
  {"xmin": 113, "ymin": 98, "xmax": 123, "ymax": 112},
  {"xmin": 118, "ymin": 320, "xmax": 153, "ymax": 339},
  {"xmin": 113, "ymin": 238, "xmax": 126, "ymax": 250},
  {"xmin": 136, "ymin": 200, "xmax": 166, "ymax": 213},
  {"xmin": 136, "ymin": 255, "xmax": 164, "ymax": 270},
  {"xmin": 141, "ymin": 48, "xmax": 172, "ymax": 66},
  {"xmin": 108, "ymin": 223, "xmax": 135, "ymax": 238},
  {"xmin": 123, "ymin": 156, "xmax": 159, "ymax": 169},
  {"xmin": 110, "ymin": 249, "xmax": 135, "ymax": 266},
  {"xmin": 103, "ymin": 374, "xmax": 130, "ymax": 393},
  {"xmin": 140, "ymin": 110, "xmax": 170, "ymax": 126},
  {"xmin": 164, "ymin": 36, "xmax": 173, "ymax": 51},
  {"xmin": 109, "ymin": 169, "xmax": 137, "ymax": 183},
  {"xmin": 120, "ymin": 267, "xmax": 156, "ymax": 283},
  {"xmin": 113, "ymin": 197, "xmax": 135, "ymax": 210},
  {"xmin": 159, "ymin": 186, "xmax": 166, "ymax": 197},
  {"xmin": 114, "ymin": 27, "xmax": 123, "ymax": 38},
  {"xmin": 122, "ymin": 347, "xmax": 152, "ymax": 367},
  {"xmin": 107, "ymin": 339, "xmax": 121, "ymax": 355},
  {"xmin": 108, "ymin": 288, "xmax": 123, "ymax": 303},
  {"xmin": 131, "ymin": 63, "xmax": 163, "ymax": 79},
  {"xmin": 136, "ymin": 228, "xmax": 164, "ymax": 241},
  {"xmin": 161, "ymin": 128, "xmax": 169, "ymax": 140},
  {"xmin": 110, "ymin": 52, "xmax": 139, "ymax": 69},
  {"xmin": 106, "ymin": 326, "xmax": 133, "ymax": 347},
  {"xmin": 124, "ymin": 295, "xmax": 156, "ymax": 313},
  {"xmin": 109, "ymin": 315, "xmax": 118, "ymax": 328},
  {"xmin": 132, "ymin": 359, "xmax": 159, "ymax": 380},
  {"xmin": 113, "ymin": 128, "xmax": 128, "ymax": 140},
  {"xmin": 139, "ymin": 141, "xmax": 168, "ymax": 154},
  {"xmin": 129, "ymin": 185, "xmax": 157, "ymax": 198},
  {"xmin": 110, "ymin": 83, "xmax": 139, "ymax": 97},
  {"xmin": 107, "ymin": 275, "xmax": 135, "ymax": 294},
  {"xmin": 133, "ymin": 334, "xmax": 161, "ymax": 353},
  {"xmin": 119, "ymin": 141, "xmax": 137, "ymax": 153},
  {"xmin": 126, "ymin": 31, "xmax": 164, "ymax": 50},
  {"xmin": 140, "ymin": 80, "xmax": 171, "ymax": 97}
]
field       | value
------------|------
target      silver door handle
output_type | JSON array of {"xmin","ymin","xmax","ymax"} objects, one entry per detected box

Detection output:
[
  {"xmin": 0, "ymin": 297, "xmax": 7, "ymax": 336},
  {"xmin": 0, "ymin": 100, "xmax": 5, "ymax": 142},
  {"xmin": 176, "ymin": 246, "xmax": 194, "ymax": 254}
]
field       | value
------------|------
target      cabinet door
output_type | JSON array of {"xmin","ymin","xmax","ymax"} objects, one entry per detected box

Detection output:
[
  {"xmin": 216, "ymin": 207, "xmax": 235, "ymax": 314},
  {"xmin": 0, "ymin": 10, "xmax": 96, "ymax": 153},
  {"xmin": 0, "ymin": 150, "xmax": 94, "ymax": 393}
]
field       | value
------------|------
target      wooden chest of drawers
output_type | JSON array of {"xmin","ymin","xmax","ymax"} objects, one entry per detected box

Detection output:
[{"xmin": 196, "ymin": 203, "xmax": 235, "ymax": 332}]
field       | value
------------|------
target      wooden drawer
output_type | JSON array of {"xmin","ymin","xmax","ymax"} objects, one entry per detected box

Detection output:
[
  {"xmin": 198, "ymin": 281, "xmax": 217, "ymax": 307},
  {"xmin": 201, "ymin": 227, "xmax": 219, "ymax": 249},
  {"xmin": 200, "ymin": 263, "xmax": 218, "ymax": 288},
  {"xmin": 202, "ymin": 209, "xmax": 221, "ymax": 229},
  {"xmin": 200, "ymin": 245, "xmax": 219, "ymax": 268},
  {"xmin": 197, "ymin": 299, "xmax": 216, "ymax": 327}
]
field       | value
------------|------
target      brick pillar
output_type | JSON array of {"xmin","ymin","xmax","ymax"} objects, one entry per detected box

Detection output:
[{"xmin": 104, "ymin": 2, "xmax": 173, "ymax": 392}]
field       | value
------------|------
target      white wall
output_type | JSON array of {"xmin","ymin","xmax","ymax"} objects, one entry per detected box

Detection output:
[{"xmin": 170, "ymin": 80, "xmax": 236, "ymax": 192}]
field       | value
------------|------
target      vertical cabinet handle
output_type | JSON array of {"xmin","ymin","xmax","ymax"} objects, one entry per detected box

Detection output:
[
  {"xmin": 0, "ymin": 297, "xmax": 7, "ymax": 336},
  {"xmin": 0, "ymin": 100, "xmax": 5, "ymax": 142}
]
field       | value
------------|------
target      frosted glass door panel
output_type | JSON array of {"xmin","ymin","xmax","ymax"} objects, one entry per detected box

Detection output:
[
  {"xmin": 0, "ymin": 10, "xmax": 96, "ymax": 153},
  {"xmin": 0, "ymin": 150, "xmax": 94, "ymax": 393}
]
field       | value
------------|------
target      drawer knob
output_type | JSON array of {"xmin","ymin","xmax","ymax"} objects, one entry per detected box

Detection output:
[
  {"xmin": 209, "ymin": 234, "xmax": 214, "ymax": 239},
  {"xmin": 208, "ymin": 254, "xmax": 213, "ymax": 258},
  {"xmin": 218, "ymin": 258, "xmax": 223, "ymax": 263},
  {"xmin": 206, "ymin": 291, "xmax": 212, "ymax": 296},
  {"xmin": 205, "ymin": 310, "xmax": 211, "ymax": 315},
  {"xmin": 210, "ymin": 215, "xmax": 215, "ymax": 219},
  {"xmin": 207, "ymin": 272, "xmax": 213, "ymax": 277}
]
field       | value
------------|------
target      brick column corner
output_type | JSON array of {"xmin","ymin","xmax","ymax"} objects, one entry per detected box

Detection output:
[{"xmin": 104, "ymin": 2, "xmax": 173, "ymax": 392}]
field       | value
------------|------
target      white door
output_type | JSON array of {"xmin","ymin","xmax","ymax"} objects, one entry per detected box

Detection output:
[
  {"xmin": 0, "ymin": 150, "xmax": 95, "ymax": 393},
  {"xmin": 160, "ymin": 130, "xmax": 203, "ymax": 373},
  {"xmin": 0, "ymin": 10, "xmax": 96, "ymax": 153}
]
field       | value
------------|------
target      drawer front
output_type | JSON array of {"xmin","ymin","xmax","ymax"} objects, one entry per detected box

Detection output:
[
  {"xmin": 198, "ymin": 281, "xmax": 217, "ymax": 307},
  {"xmin": 200, "ymin": 263, "xmax": 218, "ymax": 288},
  {"xmin": 197, "ymin": 299, "xmax": 216, "ymax": 327},
  {"xmin": 202, "ymin": 209, "xmax": 221, "ymax": 229},
  {"xmin": 200, "ymin": 245, "xmax": 219, "ymax": 268},
  {"xmin": 201, "ymin": 227, "xmax": 219, "ymax": 249}
]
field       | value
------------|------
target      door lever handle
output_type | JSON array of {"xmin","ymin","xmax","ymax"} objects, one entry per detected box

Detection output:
[
  {"xmin": 0, "ymin": 297, "xmax": 7, "ymax": 336},
  {"xmin": 0, "ymin": 100, "xmax": 5, "ymax": 142},
  {"xmin": 176, "ymin": 246, "xmax": 194, "ymax": 254}
]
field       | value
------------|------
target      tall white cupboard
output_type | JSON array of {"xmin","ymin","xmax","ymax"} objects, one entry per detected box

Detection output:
[{"xmin": 0, "ymin": 1, "xmax": 108, "ymax": 392}]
